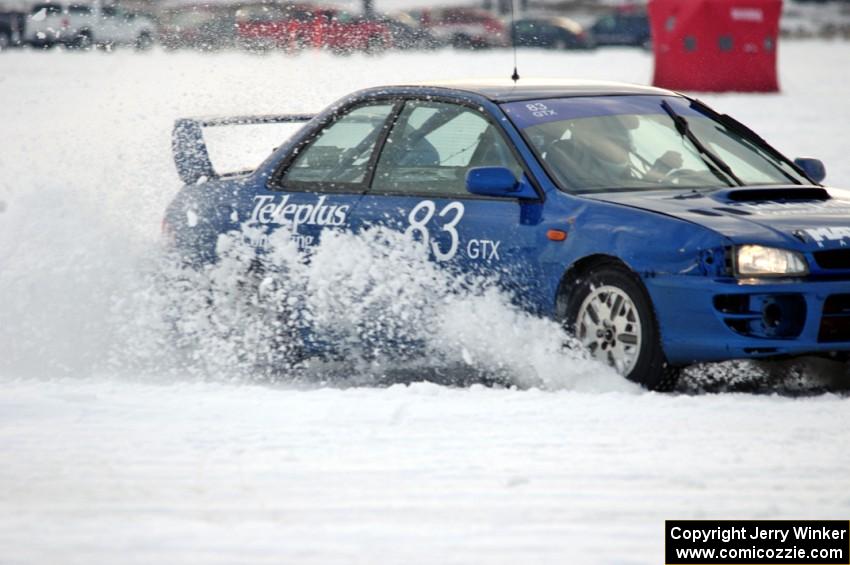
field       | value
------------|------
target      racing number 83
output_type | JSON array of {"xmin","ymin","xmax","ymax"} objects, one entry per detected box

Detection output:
[{"xmin": 405, "ymin": 200, "xmax": 465, "ymax": 262}]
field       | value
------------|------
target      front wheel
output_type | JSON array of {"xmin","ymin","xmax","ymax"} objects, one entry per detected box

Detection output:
[
  {"xmin": 73, "ymin": 30, "xmax": 93, "ymax": 50},
  {"xmin": 565, "ymin": 263, "xmax": 679, "ymax": 390}
]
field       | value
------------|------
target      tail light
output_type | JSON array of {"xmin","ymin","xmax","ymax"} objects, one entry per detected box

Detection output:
[{"xmin": 161, "ymin": 217, "xmax": 176, "ymax": 247}]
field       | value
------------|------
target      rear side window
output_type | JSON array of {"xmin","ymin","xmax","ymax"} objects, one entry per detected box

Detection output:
[
  {"xmin": 236, "ymin": 5, "xmax": 285, "ymax": 23},
  {"xmin": 371, "ymin": 101, "xmax": 522, "ymax": 197},
  {"xmin": 593, "ymin": 16, "xmax": 616, "ymax": 32},
  {"xmin": 283, "ymin": 103, "xmax": 395, "ymax": 191},
  {"xmin": 291, "ymin": 8, "xmax": 313, "ymax": 22},
  {"xmin": 335, "ymin": 11, "xmax": 355, "ymax": 23},
  {"xmin": 68, "ymin": 4, "xmax": 92, "ymax": 15}
]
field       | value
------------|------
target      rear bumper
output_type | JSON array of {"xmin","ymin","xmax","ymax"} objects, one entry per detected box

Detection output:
[{"xmin": 645, "ymin": 275, "xmax": 850, "ymax": 365}]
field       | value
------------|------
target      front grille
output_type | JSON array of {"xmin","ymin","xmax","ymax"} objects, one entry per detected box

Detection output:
[
  {"xmin": 814, "ymin": 249, "xmax": 850, "ymax": 270},
  {"xmin": 818, "ymin": 294, "xmax": 850, "ymax": 342}
]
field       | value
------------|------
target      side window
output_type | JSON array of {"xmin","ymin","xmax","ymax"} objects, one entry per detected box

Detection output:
[
  {"xmin": 283, "ymin": 103, "xmax": 395, "ymax": 190},
  {"xmin": 371, "ymin": 101, "xmax": 522, "ymax": 197},
  {"xmin": 336, "ymin": 11, "xmax": 354, "ymax": 23},
  {"xmin": 292, "ymin": 9, "xmax": 312, "ymax": 22},
  {"xmin": 32, "ymin": 4, "xmax": 61, "ymax": 16},
  {"xmin": 69, "ymin": 4, "xmax": 93, "ymax": 15}
]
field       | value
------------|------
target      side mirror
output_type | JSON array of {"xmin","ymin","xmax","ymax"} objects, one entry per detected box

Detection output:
[
  {"xmin": 794, "ymin": 157, "xmax": 826, "ymax": 184},
  {"xmin": 466, "ymin": 166, "xmax": 522, "ymax": 197}
]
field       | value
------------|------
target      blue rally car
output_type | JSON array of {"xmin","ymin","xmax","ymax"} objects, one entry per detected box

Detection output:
[{"xmin": 164, "ymin": 78, "xmax": 850, "ymax": 390}]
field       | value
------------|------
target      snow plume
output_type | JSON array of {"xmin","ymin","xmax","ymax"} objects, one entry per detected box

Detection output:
[
  {"xmin": 0, "ymin": 179, "xmax": 621, "ymax": 391},
  {"xmin": 305, "ymin": 228, "xmax": 628, "ymax": 391},
  {"xmin": 116, "ymin": 225, "xmax": 630, "ymax": 392},
  {"xmin": 122, "ymin": 226, "xmax": 310, "ymax": 382},
  {"xmin": 0, "ymin": 187, "xmax": 151, "ymax": 379}
]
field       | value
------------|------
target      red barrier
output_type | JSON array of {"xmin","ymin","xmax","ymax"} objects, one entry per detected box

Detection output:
[{"xmin": 649, "ymin": 0, "xmax": 782, "ymax": 92}]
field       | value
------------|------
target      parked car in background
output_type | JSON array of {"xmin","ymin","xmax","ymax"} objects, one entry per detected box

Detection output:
[
  {"xmin": 411, "ymin": 7, "xmax": 506, "ymax": 49},
  {"xmin": 235, "ymin": 3, "xmax": 392, "ymax": 54},
  {"xmin": 310, "ymin": 7, "xmax": 392, "ymax": 53},
  {"xmin": 0, "ymin": 5, "xmax": 26, "ymax": 49},
  {"xmin": 235, "ymin": 2, "xmax": 310, "ymax": 51},
  {"xmin": 24, "ymin": 2, "xmax": 155, "ymax": 49},
  {"xmin": 159, "ymin": 5, "xmax": 237, "ymax": 51},
  {"xmin": 375, "ymin": 13, "xmax": 440, "ymax": 50},
  {"xmin": 511, "ymin": 16, "xmax": 593, "ymax": 50},
  {"xmin": 590, "ymin": 8, "xmax": 650, "ymax": 48}
]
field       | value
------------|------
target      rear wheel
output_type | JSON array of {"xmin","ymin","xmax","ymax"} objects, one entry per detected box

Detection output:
[
  {"xmin": 565, "ymin": 262, "xmax": 679, "ymax": 390},
  {"xmin": 451, "ymin": 33, "xmax": 472, "ymax": 49},
  {"xmin": 135, "ymin": 32, "xmax": 153, "ymax": 51},
  {"xmin": 365, "ymin": 34, "xmax": 385, "ymax": 55}
]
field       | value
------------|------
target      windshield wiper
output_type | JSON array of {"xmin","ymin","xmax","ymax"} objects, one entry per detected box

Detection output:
[
  {"xmin": 688, "ymin": 99, "xmax": 803, "ymax": 185},
  {"xmin": 661, "ymin": 100, "xmax": 743, "ymax": 187}
]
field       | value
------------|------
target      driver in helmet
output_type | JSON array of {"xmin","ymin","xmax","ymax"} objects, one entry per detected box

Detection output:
[{"xmin": 548, "ymin": 115, "xmax": 683, "ymax": 189}]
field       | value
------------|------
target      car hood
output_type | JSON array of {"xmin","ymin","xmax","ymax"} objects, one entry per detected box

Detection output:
[{"xmin": 584, "ymin": 186, "xmax": 850, "ymax": 250}]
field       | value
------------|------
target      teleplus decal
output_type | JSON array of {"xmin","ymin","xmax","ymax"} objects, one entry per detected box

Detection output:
[{"xmin": 249, "ymin": 195, "xmax": 350, "ymax": 229}]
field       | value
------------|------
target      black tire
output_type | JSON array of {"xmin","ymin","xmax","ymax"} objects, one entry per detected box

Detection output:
[
  {"xmin": 365, "ymin": 34, "xmax": 385, "ymax": 55},
  {"xmin": 135, "ymin": 32, "xmax": 153, "ymax": 51},
  {"xmin": 564, "ymin": 261, "xmax": 679, "ymax": 391},
  {"xmin": 0, "ymin": 31, "xmax": 11, "ymax": 51},
  {"xmin": 73, "ymin": 30, "xmax": 92, "ymax": 50},
  {"xmin": 451, "ymin": 33, "xmax": 472, "ymax": 49},
  {"xmin": 331, "ymin": 44, "xmax": 352, "ymax": 56}
]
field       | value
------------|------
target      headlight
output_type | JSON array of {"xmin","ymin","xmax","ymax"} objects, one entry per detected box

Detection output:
[{"xmin": 735, "ymin": 245, "xmax": 808, "ymax": 277}]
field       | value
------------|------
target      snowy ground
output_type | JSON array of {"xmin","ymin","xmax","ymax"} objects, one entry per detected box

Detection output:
[{"xmin": 1, "ymin": 42, "xmax": 850, "ymax": 564}]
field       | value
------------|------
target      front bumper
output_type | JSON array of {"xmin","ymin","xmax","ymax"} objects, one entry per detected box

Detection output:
[
  {"xmin": 645, "ymin": 274, "xmax": 850, "ymax": 365},
  {"xmin": 26, "ymin": 34, "xmax": 74, "ymax": 46}
]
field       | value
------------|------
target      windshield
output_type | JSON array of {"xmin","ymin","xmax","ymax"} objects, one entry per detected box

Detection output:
[{"xmin": 503, "ymin": 95, "xmax": 811, "ymax": 193}]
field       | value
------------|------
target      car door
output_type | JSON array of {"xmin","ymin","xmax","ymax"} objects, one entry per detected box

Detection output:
[
  {"xmin": 353, "ymin": 98, "xmax": 548, "ymax": 310},
  {"xmin": 235, "ymin": 101, "xmax": 398, "ymax": 254},
  {"xmin": 591, "ymin": 15, "xmax": 622, "ymax": 45},
  {"xmin": 541, "ymin": 22, "xmax": 560, "ymax": 47},
  {"xmin": 97, "ymin": 5, "xmax": 120, "ymax": 43},
  {"xmin": 66, "ymin": 4, "xmax": 94, "ymax": 41}
]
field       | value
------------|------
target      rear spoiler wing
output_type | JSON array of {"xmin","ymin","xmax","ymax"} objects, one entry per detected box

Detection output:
[{"xmin": 172, "ymin": 114, "xmax": 314, "ymax": 185}]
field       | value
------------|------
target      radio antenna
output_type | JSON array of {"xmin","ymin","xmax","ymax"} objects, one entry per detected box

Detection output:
[{"xmin": 510, "ymin": 0, "xmax": 519, "ymax": 83}]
